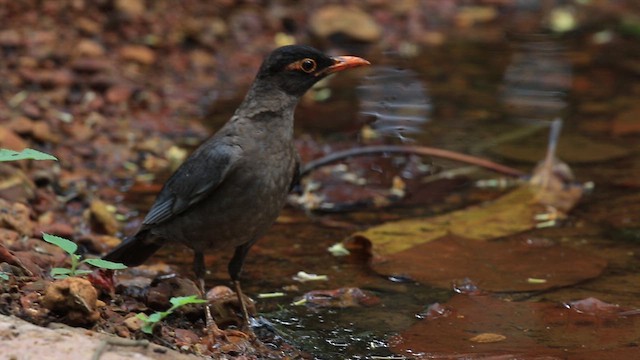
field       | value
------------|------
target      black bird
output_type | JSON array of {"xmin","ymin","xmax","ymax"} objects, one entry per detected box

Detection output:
[{"xmin": 103, "ymin": 45, "xmax": 369, "ymax": 334}]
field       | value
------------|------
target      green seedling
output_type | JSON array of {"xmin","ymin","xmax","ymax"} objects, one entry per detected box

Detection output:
[
  {"xmin": 42, "ymin": 233, "xmax": 127, "ymax": 278},
  {"xmin": 0, "ymin": 148, "xmax": 57, "ymax": 162},
  {"xmin": 136, "ymin": 295, "xmax": 208, "ymax": 334}
]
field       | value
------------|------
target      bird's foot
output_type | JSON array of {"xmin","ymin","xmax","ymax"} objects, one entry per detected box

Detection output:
[{"xmin": 202, "ymin": 321, "xmax": 256, "ymax": 355}]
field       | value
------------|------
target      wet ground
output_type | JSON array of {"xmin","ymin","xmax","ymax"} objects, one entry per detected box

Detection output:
[
  {"xmin": 2, "ymin": 1, "xmax": 640, "ymax": 359},
  {"xmin": 178, "ymin": 24, "xmax": 640, "ymax": 360}
]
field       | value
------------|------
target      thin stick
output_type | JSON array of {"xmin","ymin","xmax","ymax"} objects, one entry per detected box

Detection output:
[
  {"xmin": 92, "ymin": 338, "xmax": 149, "ymax": 360},
  {"xmin": 300, "ymin": 145, "xmax": 525, "ymax": 178}
]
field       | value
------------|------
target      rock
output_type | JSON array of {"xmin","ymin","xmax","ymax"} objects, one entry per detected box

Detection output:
[
  {"xmin": 77, "ymin": 234, "xmax": 122, "ymax": 254},
  {"xmin": 0, "ymin": 199, "xmax": 34, "ymax": 236},
  {"xmin": 123, "ymin": 315, "xmax": 144, "ymax": 331},
  {"xmin": 309, "ymin": 5, "xmax": 382, "ymax": 43},
  {"xmin": 6, "ymin": 116, "xmax": 35, "ymax": 134},
  {"xmin": 89, "ymin": 199, "xmax": 120, "ymax": 235},
  {"xmin": 0, "ymin": 127, "xmax": 28, "ymax": 151},
  {"xmin": 19, "ymin": 68, "xmax": 74, "ymax": 88},
  {"xmin": 74, "ymin": 39, "xmax": 105, "ymax": 58},
  {"xmin": 0, "ymin": 314, "xmax": 200, "ymax": 360},
  {"xmin": 299, "ymin": 287, "xmax": 381, "ymax": 308},
  {"xmin": 42, "ymin": 277, "xmax": 101, "ymax": 325},
  {"xmin": 75, "ymin": 17, "xmax": 101, "ymax": 35},
  {"xmin": 0, "ymin": 228, "xmax": 20, "ymax": 246},
  {"xmin": 115, "ymin": 0, "xmax": 145, "ymax": 17},
  {"xmin": 119, "ymin": 45, "xmax": 156, "ymax": 65},
  {"xmin": 205, "ymin": 285, "xmax": 256, "ymax": 327},
  {"xmin": 0, "ymin": 164, "xmax": 36, "ymax": 203},
  {"xmin": 174, "ymin": 328, "xmax": 200, "ymax": 347},
  {"xmin": 0, "ymin": 29, "xmax": 22, "ymax": 47},
  {"xmin": 70, "ymin": 58, "xmax": 111, "ymax": 73},
  {"xmin": 106, "ymin": 84, "xmax": 134, "ymax": 103},
  {"xmin": 32, "ymin": 121, "xmax": 60, "ymax": 143},
  {"xmin": 147, "ymin": 277, "xmax": 201, "ymax": 315}
]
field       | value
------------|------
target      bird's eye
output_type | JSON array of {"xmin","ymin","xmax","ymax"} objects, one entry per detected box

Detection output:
[{"xmin": 300, "ymin": 58, "xmax": 317, "ymax": 73}]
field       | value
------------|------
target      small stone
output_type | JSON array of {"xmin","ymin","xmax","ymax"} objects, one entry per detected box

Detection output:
[
  {"xmin": 6, "ymin": 116, "xmax": 35, "ymax": 134},
  {"xmin": 0, "ymin": 164, "xmax": 36, "ymax": 203},
  {"xmin": 74, "ymin": 39, "xmax": 105, "ymax": 58},
  {"xmin": 0, "ymin": 29, "xmax": 22, "ymax": 47},
  {"xmin": 310, "ymin": 5, "xmax": 382, "ymax": 43},
  {"xmin": 42, "ymin": 277, "xmax": 100, "ymax": 325},
  {"xmin": 105, "ymin": 85, "xmax": 133, "ymax": 103},
  {"xmin": 0, "ymin": 199, "xmax": 34, "ymax": 236},
  {"xmin": 71, "ymin": 58, "xmax": 111, "ymax": 73},
  {"xmin": 206, "ymin": 285, "xmax": 234, "ymax": 302},
  {"xmin": 32, "ymin": 121, "xmax": 60, "ymax": 143},
  {"xmin": 469, "ymin": 333, "xmax": 506, "ymax": 343},
  {"xmin": 76, "ymin": 17, "xmax": 102, "ymax": 35},
  {"xmin": 89, "ymin": 199, "xmax": 120, "ymax": 235},
  {"xmin": 115, "ymin": 0, "xmax": 145, "ymax": 17},
  {"xmin": 119, "ymin": 45, "xmax": 156, "ymax": 65},
  {"xmin": 0, "ymin": 127, "xmax": 28, "ymax": 151},
  {"xmin": 123, "ymin": 315, "xmax": 143, "ymax": 331}
]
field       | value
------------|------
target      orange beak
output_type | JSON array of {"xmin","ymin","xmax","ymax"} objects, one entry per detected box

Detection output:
[{"xmin": 319, "ymin": 55, "xmax": 370, "ymax": 76}]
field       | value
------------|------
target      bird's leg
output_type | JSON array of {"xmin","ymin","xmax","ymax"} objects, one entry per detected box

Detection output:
[
  {"xmin": 229, "ymin": 244, "xmax": 255, "ymax": 336},
  {"xmin": 194, "ymin": 251, "xmax": 224, "ymax": 337}
]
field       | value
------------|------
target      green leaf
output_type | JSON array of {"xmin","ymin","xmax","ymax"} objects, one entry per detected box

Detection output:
[
  {"xmin": 0, "ymin": 148, "xmax": 57, "ymax": 162},
  {"xmin": 42, "ymin": 233, "xmax": 77, "ymax": 255},
  {"xmin": 84, "ymin": 258, "xmax": 128, "ymax": 270},
  {"xmin": 141, "ymin": 323, "xmax": 154, "ymax": 334},
  {"xmin": 0, "ymin": 272, "xmax": 9, "ymax": 281},
  {"xmin": 74, "ymin": 269, "xmax": 93, "ymax": 276},
  {"xmin": 50, "ymin": 268, "xmax": 73, "ymax": 276},
  {"xmin": 169, "ymin": 295, "xmax": 207, "ymax": 308},
  {"xmin": 147, "ymin": 312, "xmax": 165, "ymax": 323},
  {"xmin": 136, "ymin": 313, "xmax": 149, "ymax": 322}
]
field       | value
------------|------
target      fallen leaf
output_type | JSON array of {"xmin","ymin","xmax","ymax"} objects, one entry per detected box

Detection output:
[
  {"xmin": 356, "ymin": 235, "xmax": 606, "ymax": 292},
  {"xmin": 469, "ymin": 333, "xmax": 506, "ymax": 343},
  {"xmin": 392, "ymin": 294, "xmax": 640, "ymax": 359}
]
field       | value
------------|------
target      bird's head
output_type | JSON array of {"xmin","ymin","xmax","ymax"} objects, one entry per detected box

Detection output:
[{"xmin": 255, "ymin": 45, "xmax": 370, "ymax": 97}]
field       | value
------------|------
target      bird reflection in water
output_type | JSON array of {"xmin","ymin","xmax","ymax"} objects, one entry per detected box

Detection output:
[{"xmin": 356, "ymin": 66, "xmax": 432, "ymax": 143}]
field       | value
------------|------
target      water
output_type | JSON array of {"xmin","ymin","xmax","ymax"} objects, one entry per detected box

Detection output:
[{"xmin": 199, "ymin": 15, "xmax": 640, "ymax": 360}]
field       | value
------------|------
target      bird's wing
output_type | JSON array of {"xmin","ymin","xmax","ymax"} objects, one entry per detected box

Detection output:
[{"xmin": 141, "ymin": 143, "xmax": 238, "ymax": 226}]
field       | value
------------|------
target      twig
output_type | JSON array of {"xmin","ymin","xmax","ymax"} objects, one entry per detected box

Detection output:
[
  {"xmin": 300, "ymin": 145, "xmax": 526, "ymax": 178},
  {"xmin": 92, "ymin": 337, "xmax": 149, "ymax": 360}
]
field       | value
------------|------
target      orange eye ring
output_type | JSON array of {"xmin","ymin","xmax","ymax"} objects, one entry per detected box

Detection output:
[{"xmin": 300, "ymin": 58, "xmax": 317, "ymax": 73}]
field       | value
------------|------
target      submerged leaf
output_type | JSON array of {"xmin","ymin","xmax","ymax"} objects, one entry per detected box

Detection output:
[
  {"xmin": 352, "ymin": 186, "xmax": 544, "ymax": 258},
  {"xmin": 392, "ymin": 294, "xmax": 640, "ymax": 358},
  {"xmin": 357, "ymin": 235, "xmax": 606, "ymax": 292}
]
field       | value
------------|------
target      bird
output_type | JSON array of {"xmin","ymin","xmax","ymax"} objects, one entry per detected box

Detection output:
[{"xmin": 103, "ymin": 45, "xmax": 370, "ymax": 336}]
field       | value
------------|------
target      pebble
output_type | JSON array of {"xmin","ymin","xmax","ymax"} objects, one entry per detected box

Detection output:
[{"xmin": 309, "ymin": 5, "xmax": 382, "ymax": 43}]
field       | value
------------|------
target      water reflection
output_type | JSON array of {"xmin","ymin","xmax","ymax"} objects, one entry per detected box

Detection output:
[
  {"xmin": 501, "ymin": 35, "xmax": 572, "ymax": 123},
  {"xmin": 356, "ymin": 66, "xmax": 431, "ymax": 142}
]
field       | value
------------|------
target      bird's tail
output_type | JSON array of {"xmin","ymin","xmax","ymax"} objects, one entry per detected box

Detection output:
[{"xmin": 102, "ymin": 230, "xmax": 162, "ymax": 267}]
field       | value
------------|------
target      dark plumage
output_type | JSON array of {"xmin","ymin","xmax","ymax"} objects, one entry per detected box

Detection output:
[{"xmin": 103, "ymin": 45, "xmax": 369, "ymax": 333}]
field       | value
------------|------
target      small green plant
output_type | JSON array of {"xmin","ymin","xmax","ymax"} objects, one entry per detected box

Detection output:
[
  {"xmin": 0, "ymin": 148, "xmax": 57, "ymax": 162},
  {"xmin": 136, "ymin": 295, "xmax": 208, "ymax": 334},
  {"xmin": 42, "ymin": 233, "xmax": 127, "ymax": 278}
]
